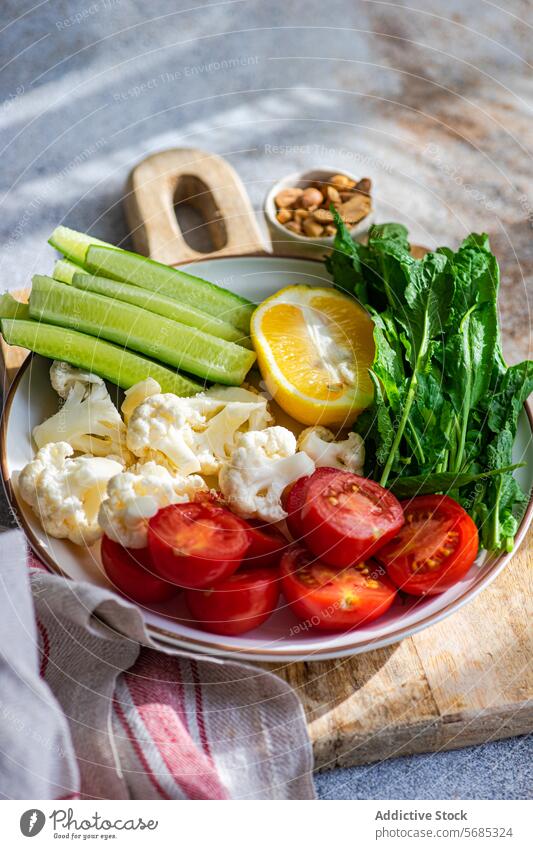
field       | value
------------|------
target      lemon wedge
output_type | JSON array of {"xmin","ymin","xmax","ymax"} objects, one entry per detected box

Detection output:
[{"xmin": 251, "ymin": 285, "xmax": 375, "ymax": 427}]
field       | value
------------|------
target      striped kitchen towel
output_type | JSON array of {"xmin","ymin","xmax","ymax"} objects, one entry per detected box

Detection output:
[{"xmin": 0, "ymin": 530, "xmax": 315, "ymax": 800}]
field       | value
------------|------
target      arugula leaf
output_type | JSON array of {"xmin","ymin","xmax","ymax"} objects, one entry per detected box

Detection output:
[
  {"xmin": 349, "ymin": 226, "xmax": 453, "ymax": 486},
  {"xmin": 441, "ymin": 234, "xmax": 503, "ymax": 474},
  {"xmin": 327, "ymin": 218, "xmax": 533, "ymax": 552},
  {"xmin": 487, "ymin": 361, "xmax": 533, "ymax": 435},
  {"xmin": 370, "ymin": 311, "xmax": 406, "ymax": 414},
  {"xmin": 480, "ymin": 362, "xmax": 533, "ymax": 549},
  {"xmin": 389, "ymin": 464, "xmax": 524, "ymax": 498}
]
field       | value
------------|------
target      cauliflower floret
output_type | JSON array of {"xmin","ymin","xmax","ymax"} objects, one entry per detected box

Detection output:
[
  {"xmin": 297, "ymin": 426, "xmax": 365, "ymax": 474},
  {"xmin": 202, "ymin": 384, "xmax": 272, "ymax": 431},
  {"xmin": 18, "ymin": 442, "xmax": 123, "ymax": 546},
  {"xmin": 50, "ymin": 360, "xmax": 103, "ymax": 399},
  {"xmin": 127, "ymin": 388, "xmax": 272, "ymax": 477},
  {"xmin": 98, "ymin": 460, "xmax": 207, "ymax": 548},
  {"xmin": 121, "ymin": 377, "xmax": 161, "ymax": 423},
  {"xmin": 219, "ymin": 426, "xmax": 315, "ymax": 522},
  {"xmin": 126, "ymin": 394, "xmax": 205, "ymax": 475},
  {"xmin": 34, "ymin": 361, "xmax": 132, "ymax": 463}
]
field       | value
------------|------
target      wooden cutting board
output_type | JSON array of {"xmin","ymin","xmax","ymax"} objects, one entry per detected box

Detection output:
[{"xmin": 2, "ymin": 148, "xmax": 532, "ymax": 772}]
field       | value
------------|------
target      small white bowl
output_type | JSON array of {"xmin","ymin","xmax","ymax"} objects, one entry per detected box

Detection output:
[{"xmin": 264, "ymin": 167, "xmax": 374, "ymax": 259}]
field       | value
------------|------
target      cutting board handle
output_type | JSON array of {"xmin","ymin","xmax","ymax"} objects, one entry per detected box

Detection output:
[{"xmin": 124, "ymin": 148, "xmax": 267, "ymax": 265}]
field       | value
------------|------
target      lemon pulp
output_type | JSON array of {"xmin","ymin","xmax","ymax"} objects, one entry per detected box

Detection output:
[{"xmin": 251, "ymin": 286, "xmax": 375, "ymax": 427}]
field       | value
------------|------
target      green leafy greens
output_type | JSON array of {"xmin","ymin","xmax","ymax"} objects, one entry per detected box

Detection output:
[{"xmin": 326, "ymin": 216, "xmax": 533, "ymax": 552}]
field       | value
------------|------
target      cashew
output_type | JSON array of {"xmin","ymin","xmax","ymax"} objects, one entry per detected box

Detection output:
[
  {"xmin": 272, "ymin": 175, "xmax": 371, "ymax": 238},
  {"xmin": 285, "ymin": 220, "xmax": 303, "ymax": 234},
  {"xmin": 326, "ymin": 185, "xmax": 341, "ymax": 204},
  {"xmin": 301, "ymin": 187, "xmax": 324, "ymax": 209},
  {"xmin": 275, "ymin": 187, "xmax": 303, "ymax": 208},
  {"xmin": 303, "ymin": 217, "xmax": 325, "ymax": 237},
  {"xmin": 277, "ymin": 209, "xmax": 293, "ymax": 224},
  {"xmin": 331, "ymin": 174, "xmax": 356, "ymax": 189}
]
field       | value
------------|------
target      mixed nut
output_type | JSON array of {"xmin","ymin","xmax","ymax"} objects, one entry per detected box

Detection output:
[{"xmin": 274, "ymin": 174, "xmax": 372, "ymax": 238}]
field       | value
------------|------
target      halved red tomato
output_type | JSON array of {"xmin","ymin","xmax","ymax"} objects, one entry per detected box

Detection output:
[
  {"xmin": 148, "ymin": 502, "xmax": 250, "ymax": 589},
  {"xmin": 280, "ymin": 545, "xmax": 396, "ymax": 631},
  {"xmin": 299, "ymin": 469, "xmax": 404, "ymax": 568},
  {"xmin": 283, "ymin": 467, "xmax": 336, "ymax": 541},
  {"xmin": 101, "ymin": 535, "xmax": 178, "ymax": 604},
  {"xmin": 185, "ymin": 565, "xmax": 280, "ymax": 635},
  {"xmin": 243, "ymin": 520, "xmax": 288, "ymax": 568},
  {"xmin": 376, "ymin": 494, "xmax": 479, "ymax": 596}
]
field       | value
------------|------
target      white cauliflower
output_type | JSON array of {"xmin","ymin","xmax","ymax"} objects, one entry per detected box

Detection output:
[
  {"xmin": 34, "ymin": 361, "xmax": 132, "ymax": 463},
  {"xmin": 202, "ymin": 384, "xmax": 272, "ymax": 431},
  {"xmin": 98, "ymin": 461, "xmax": 207, "ymax": 548},
  {"xmin": 126, "ymin": 386, "xmax": 272, "ymax": 477},
  {"xmin": 18, "ymin": 442, "xmax": 123, "ymax": 546},
  {"xmin": 219, "ymin": 426, "xmax": 315, "ymax": 522},
  {"xmin": 121, "ymin": 377, "xmax": 161, "ymax": 423},
  {"xmin": 297, "ymin": 426, "xmax": 365, "ymax": 474},
  {"xmin": 50, "ymin": 360, "xmax": 102, "ymax": 398},
  {"xmin": 126, "ymin": 394, "xmax": 205, "ymax": 475}
]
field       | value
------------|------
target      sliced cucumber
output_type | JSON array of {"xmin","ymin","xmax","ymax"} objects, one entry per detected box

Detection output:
[
  {"xmin": 1, "ymin": 319, "xmax": 200, "ymax": 395},
  {"xmin": 29, "ymin": 276, "xmax": 256, "ymax": 385},
  {"xmin": 48, "ymin": 225, "xmax": 112, "ymax": 265},
  {"xmin": 0, "ymin": 293, "xmax": 30, "ymax": 320},
  {"xmin": 48, "ymin": 225, "xmax": 256, "ymax": 333},
  {"xmin": 85, "ymin": 246, "xmax": 255, "ymax": 335},
  {"xmin": 53, "ymin": 258, "xmax": 88, "ymax": 284},
  {"xmin": 70, "ymin": 271, "xmax": 250, "ymax": 347}
]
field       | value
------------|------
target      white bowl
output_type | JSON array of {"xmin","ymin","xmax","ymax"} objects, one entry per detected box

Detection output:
[
  {"xmin": 264, "ymin": 168, "xmax": 375, "ymax": 258},
  {"xmin": 3, "ymin": 253, "xmax": 533, "ymax": 663}
]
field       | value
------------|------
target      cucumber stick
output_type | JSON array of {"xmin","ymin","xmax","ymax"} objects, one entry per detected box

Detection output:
[
  {"xmin": 53, "ymin": 258, "xmax": 88, "ymax": 284},
  {"xmin": 29, "ymin": 276, "xmax": 256, "ymax": 385},
  {"xmin": 48, "ymin": 226, "xmax": 112, "ymax": 265},
  {"xmin": 70, "ymin": 271, "xmax": 250, "ymax": 347},
  {"xmin": 0, "ymin": 293, "xmax": 30, "ymax": 320},
  {"xmin": 1, "ymin": 319, "xmax": 200, "ymax": 395},
  {"xmin": 48, "ymin": 226, "xmax": 255, "ymax": 334},
  {"xmin": 85, "ymin": 246, "xmax": 255, "ymax": 335}
]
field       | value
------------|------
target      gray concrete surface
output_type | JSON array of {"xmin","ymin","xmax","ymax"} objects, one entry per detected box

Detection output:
[{"xmin": 0, "ymin": 0, "xmax": 531, "ymax": 799}]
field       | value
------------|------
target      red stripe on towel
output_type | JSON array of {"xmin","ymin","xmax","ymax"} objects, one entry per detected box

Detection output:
[
  {"xmin": 36, "ymin": 619, "xmax": 50, "ymax": 678},
  {"xmin": 124, "ymin": 650, "xmax": 228, "ymax": 800},
  {"xmin": 190, "ymin": 658, "xmax": 213, "ymax": 760},
  {"xmin": 112, "ymin": 691, "xmax": 171, "ymax": 799}
]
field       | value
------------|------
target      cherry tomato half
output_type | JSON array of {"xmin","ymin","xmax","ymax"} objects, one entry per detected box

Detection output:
[
  {"xmin": 101, "ymin": 535, "xmax": 178, "ymax": 604},
  {"xmin": 243, "ymin": 520, "xmax": 288, "ymax": 569},
  {"xmin": 148, "ymin": 502, "xmax": 250, "ymax": 589},
  {"xmin": 280, "ymin": 545, "xmax": 396, "ymax": 631},
  {"xmin": 376, "ymin": 494, "xmax": 479, "ymax": 596},
  {"xmin": 185, "ymin": 566, "xmax": 280, "ymax": 635},
  {"xmin": 283, "ymin": 467, "xmax": 336, "ymax": 542},
  {"xmin": 300, "ymin": 469, "xmax": 404, "ymax": 568}
]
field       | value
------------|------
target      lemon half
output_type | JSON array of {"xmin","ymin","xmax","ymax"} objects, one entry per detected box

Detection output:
[{"xmin": 251, "ymin": 285, "xmax": 375, "ymax": 427}]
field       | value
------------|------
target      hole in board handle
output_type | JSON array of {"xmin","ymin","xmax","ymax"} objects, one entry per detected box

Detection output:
[{"xmin": 173, "ymin": 174, "xmax": 228, "ymax": 254}]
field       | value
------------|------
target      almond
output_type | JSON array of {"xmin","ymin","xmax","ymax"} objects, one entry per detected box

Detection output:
[
  {"xmin": 355, "ymin": 177, "xmax": 372, "ymax": 195},
  {"xmin": 338, "ymin": 193, "xmax": 371, "ymax": 224},
  {"xmin": 313, "ymin": 208, "xmax": 334, "ymax": 223}
]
